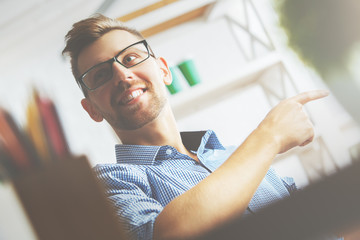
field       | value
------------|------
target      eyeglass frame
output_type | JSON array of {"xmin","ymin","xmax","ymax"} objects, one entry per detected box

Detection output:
[{"xmin": 77, "ymin": 39, "xmax": 155, "ymax": 92}]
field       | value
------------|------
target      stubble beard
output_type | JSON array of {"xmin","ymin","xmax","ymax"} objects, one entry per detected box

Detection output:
[{"xmin": 105, "ymin": 88, "xmax": 167, "ymax": 131}]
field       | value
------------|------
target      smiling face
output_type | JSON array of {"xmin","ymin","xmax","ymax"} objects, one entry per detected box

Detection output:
[{"xmin": 77, "ymin": 30, "xmax": 172, "ymax": 130}]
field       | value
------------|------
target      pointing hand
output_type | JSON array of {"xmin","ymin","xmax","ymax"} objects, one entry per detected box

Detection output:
[{"xmin": 257, "ymin": 90, "xmax": 329, "ymax": 154}]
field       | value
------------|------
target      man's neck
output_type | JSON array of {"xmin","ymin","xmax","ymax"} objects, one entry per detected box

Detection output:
[{"xmin": 115, "ymin": 106, "xmax": 198, "ymax": 161}]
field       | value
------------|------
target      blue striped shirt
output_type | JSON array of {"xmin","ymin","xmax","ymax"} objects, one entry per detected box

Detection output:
[{"xmin": 94, "ymin": 130, "xmax": 301, "ymax": 240}]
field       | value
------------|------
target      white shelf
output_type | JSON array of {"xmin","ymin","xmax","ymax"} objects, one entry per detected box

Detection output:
[{"xmin": 170, "ymin": 52, "xmax": 282, "ymax": 120}]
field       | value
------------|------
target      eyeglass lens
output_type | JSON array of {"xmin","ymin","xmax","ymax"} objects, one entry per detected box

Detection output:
[{"xmin": 82, "ymin": 41, "xmax": 149, "ymax": 90}]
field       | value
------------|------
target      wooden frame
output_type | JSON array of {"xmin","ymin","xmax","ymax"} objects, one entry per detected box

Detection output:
[{"xmin": 117, "ymin": 0, "xmax": 213, "ymax": 38}]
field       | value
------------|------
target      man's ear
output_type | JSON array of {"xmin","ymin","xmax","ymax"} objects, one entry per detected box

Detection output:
[
  {"xmin": 157, "ymin": 57, "xmax": 172, "ymax": 86},
  {"xmin": 81, "ymin": 98, "xmax": 104, "ymax": 122}
]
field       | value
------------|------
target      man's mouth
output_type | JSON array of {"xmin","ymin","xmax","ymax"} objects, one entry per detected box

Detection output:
[{"xmin": 120, "ymin": 89, "xmax": 146, "ymax": 104}]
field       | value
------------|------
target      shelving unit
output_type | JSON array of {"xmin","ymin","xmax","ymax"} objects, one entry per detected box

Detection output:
[{"xmin": 170, "ymin": 52, "xmax": 281, "ymax": 119}]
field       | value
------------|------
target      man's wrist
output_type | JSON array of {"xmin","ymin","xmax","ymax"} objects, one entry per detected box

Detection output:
[{"xmin": 251, "ymin": 126, "xmax": 281, "ymax": 155}]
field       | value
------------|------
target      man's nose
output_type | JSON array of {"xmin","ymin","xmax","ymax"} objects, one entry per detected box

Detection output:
[{"xmin": 111, "ymin": 59, "xmax": 134, "ymax": 83}]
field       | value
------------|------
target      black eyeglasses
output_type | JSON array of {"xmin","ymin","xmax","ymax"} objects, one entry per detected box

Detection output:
[{"xmin": 78, "ymin": 40, "xmax": 153, "ymax": 91}]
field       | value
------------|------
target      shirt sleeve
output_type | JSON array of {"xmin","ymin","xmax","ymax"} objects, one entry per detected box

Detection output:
[
  {"xmin": 94, "ymin": 164, "xmax": 163, "ymax": 240},
  {"xmin": 281, "ymin": 176, "xmax": 298, "ymax": 195}
]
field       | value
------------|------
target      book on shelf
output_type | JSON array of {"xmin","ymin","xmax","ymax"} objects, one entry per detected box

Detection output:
[{"xmin": 0, "ymin": 89, "xmax": 126, "ymax": 240}]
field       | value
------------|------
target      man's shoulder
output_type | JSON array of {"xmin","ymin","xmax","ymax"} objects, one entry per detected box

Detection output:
[{"xmin": 93, "ymin": 163, "xmax": 149, "ymax": 180}]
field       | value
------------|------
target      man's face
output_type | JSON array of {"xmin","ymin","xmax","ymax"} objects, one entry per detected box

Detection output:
[{"xmin": 77, "ymin": 30, "xmax": 171, "ymax": 130}]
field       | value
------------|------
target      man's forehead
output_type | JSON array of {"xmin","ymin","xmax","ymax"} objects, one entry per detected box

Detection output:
[
  {"xmin": 77, "ymin": 30, "xmax": 141, "ymax": 73},
  {"xmin": 102, "ymin": 29, "xmax": 141, "ymax": 47}
]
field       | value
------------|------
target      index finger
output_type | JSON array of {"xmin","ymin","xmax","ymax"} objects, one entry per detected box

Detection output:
[{"xmin": 292, "ymin": 90, "xmax": 330, "ymax": 105}]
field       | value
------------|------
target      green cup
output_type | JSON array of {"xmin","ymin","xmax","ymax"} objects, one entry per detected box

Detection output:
[
  {"xmin": 167, "ymin": 66, "xmax": 183, "ymax": 95},
  {"xmin": 177, "ymin": 58, "xmax": 201, "ymax": 86}
]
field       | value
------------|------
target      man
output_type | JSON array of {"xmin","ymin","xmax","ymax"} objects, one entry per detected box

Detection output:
[{"xmin": 62, "ymin": 14, "xmax": 336, "ymax": 240}]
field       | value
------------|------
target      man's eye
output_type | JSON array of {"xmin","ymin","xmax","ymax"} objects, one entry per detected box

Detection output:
[
  {"xmin": 93, "ymin": 69, "xmax": 111, "ymax": 82},
  {"xmin": 122, "ymin": 55, "xmax": 138, "ymax": 66}
]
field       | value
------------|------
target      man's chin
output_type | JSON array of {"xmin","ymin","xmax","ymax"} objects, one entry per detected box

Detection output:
[{"xmin": 111, "ymin": 114, "xmax": 157, "ymax": 131}]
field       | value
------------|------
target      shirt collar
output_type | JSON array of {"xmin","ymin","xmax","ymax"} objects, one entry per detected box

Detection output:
[{"xmin": 115, "ymin": 130, "xmax": 225, "ymax": 165}]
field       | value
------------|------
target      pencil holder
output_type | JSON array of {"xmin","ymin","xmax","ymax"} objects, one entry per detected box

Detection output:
[{"xmin": 12, "ymin": 156, "xmax": 126, "ymax": 240}]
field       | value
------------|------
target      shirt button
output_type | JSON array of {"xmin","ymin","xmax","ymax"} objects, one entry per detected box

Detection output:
[{"xmin": 166, "ymin": 149, "xmax": 172, "ymax": 155}]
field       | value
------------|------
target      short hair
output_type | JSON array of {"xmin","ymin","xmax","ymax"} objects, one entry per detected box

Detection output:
[{"xmin": 62, "ymin": 14, "xmax": 145, "ymax": 96}]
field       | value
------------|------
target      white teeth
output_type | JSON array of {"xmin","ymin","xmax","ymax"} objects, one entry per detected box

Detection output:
[{"xmin": 122, "ymin": 89, "xmax": 144, "ymax": 103}]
